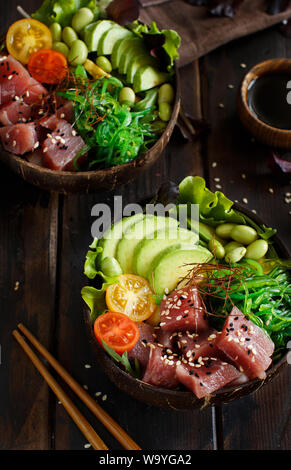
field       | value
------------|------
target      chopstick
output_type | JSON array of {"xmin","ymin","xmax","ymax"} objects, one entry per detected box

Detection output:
[
  {"xmin": 13, "ymin": 324, "xmax": 141, "ymax": 450},
  {"xmin": 13, "ymin": 329, "xmax": 108, "ymax": 450}
]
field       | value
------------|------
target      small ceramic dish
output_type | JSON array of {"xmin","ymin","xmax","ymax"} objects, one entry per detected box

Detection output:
[{"xmin": 237, "ymin": 58, "xmax": 291, "ymax": 148}]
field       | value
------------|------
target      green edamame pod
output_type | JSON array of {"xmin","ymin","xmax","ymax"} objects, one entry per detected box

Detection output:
[
  {"xmin": 100, "ymin": 257, "xmax": 122, "ymax": 277},
  {"xmin": 62, "ymin": 26, "xmax": 78, "ymax": 47},
  {"xmin": 53, "ymin": 42, "xmax": 69, "ymax": 58},
  {"xmin": 245, "ymin": 239, "xmax": 268, "ymax": 260},
  {"xmin": 216, "ymin": 223, "xmax": 236, "ymax": 239},
  {"xmin": 96, "ymin": 56, "xmax": 112, "ymax": 73},
  {"xmin": 231, "ymin": 225, "xmax": 258, "ymax": 245},
  {"xmin": 50, "ymin": 23, "xmax": 62, "ymax": 42},
  {"xmin": 159, "ymin": 102, "xmax": 172, "ymax": 122},
  {"xmin": 119, "ymin": 87, "xmax": 136, "ymax": 106},
  {"xmin": 158, "ymin": 83, "xmax": 175, "ymax": 104},
  {"xmin": 224, "ymin": 241, "xmax": 244, "ymax": 254},
  {"xmin": 72, "ymin": 8, "xmax": 95, "ymax": 34},
  {"xmin": 225, "ymin": 246, "xmax": 247, "ymax": 264},
  {"xmin": 208, "ymin": 239, "xmax": 225, "ymax": 259},
  {"xmin": 68, "ymin": 40, "xmax": 88, "ymax": 65}
]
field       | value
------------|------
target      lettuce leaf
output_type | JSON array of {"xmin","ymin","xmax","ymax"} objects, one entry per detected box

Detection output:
[
  {"xmin": 128, "ymin": 21, "xmax": 181, "ymax": 71},
  {"xmin": 178, "ymin": 176, "xmax": 245, "ymax": 225},
  {"xmin": 32, "ymin": 0, "xmax": 100, "ymax": 26},
  {"xmin": 81, "ymin": 273, "xmax": 118, "ymax": 323}
]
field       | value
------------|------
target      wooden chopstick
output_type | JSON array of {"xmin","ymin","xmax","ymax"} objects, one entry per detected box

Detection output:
[
  {"xmin": 16, "ymin": 323, "xmax": 141, "ymax": 451},
  {"xmin": 12, "ymin": 329, "xmax": 108, "ymax": 450}
]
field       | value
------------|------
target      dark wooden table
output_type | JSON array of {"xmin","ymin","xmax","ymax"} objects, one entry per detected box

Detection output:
[{"xmin": 0, "ymin": 0, "xmax": 290, "ymax": 451}]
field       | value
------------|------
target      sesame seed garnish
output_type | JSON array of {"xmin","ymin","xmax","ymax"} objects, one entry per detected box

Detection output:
[
  {"xmin": 218, "ymin": 103, "xmax": 224, "ymax": 109},
  {"xmin": 95, "ymin": 392, "xmax": 102, "ymax": 397},
  {"xmin": 212, "ymin": 162, "xmax": 217, "ymax": 168},
  {"xmin": 240, "ymin": 63, "xmax": 247, "ymax": 68},
  {"xmin": 84, "ymin": 443, "xmax": 91, "ymax": 449},
  {"xmin": 242, "ymin": 197, "xmax": 248, "ymax": 204},
  {"xmin": 8, "ymin": 75, "xmax": 13, "ymax": 80},
  {"xmin": 84, "ymin": 364, "xmax": 91, "ymax": 369},
  {"xmin": 12, "ymin": 140, "xmax": 17, "ymax": 147},
  {"xmin": 102, "ymin": 394, "xmax": 107, "ymax": 401},
  {"xmin": 43, "ymin": 147, "xmax": 48, "ymax": 153},
  {"xmin": 83, "ymin": 385, "xmax": 88, "ymax": 390},
  {"xmin": 268, "ymin": 188, "xmax": 274, "ymax": 194}
]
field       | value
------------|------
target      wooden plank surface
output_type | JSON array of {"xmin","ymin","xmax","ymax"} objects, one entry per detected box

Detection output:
[
  {"xmin": 201, "ymin": 26, "xmax": 291, "ymax": 450},
  {"xmin": 0, "ymin": 0, "xmax": 290, "ymax": 451}
]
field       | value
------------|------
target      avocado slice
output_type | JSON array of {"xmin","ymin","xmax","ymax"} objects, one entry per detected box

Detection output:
[
  {"xmin": 133, "ymin": 66, "xmax": 170, "ymax": 93},
  {"xmin": 98, "ymin": 213, "xmax": 144, "ymax": 264},
  {"xmin": 148, "ymin": 245, "xmax": 213, "ymax": 296},
  {"xmin": 98, "ymin": 25, "xmax": 133, "ymax": 56},
  {"xmin": 83, "ymin": 20, "xmax": 115, "ymax": 52},
  {"xmin": 119, "ymin": 41, "xmax": 146, "ymax": 75},
  {"xmin": 111, "ymin": 37, "xmax": 142, "ymax": 70},
  {"xmin": 127, "ymin": 53, "xmax": 157, "ymax": 84},
  {"xmin": 132, "ymin": 227, "xmax": 199, "ymax": 278},
  {"xmin": 116, "ymin": 215, "xmax": 179, "ymax": 274}
]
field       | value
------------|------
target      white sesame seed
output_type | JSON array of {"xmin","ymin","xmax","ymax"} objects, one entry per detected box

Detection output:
[
  {"xmin": 60, "ymin": 113, "xmax": 65, "ymax": 118},
  {"xmin": 242, "ymin": 197, "xmax": 248, "ymax": 204},
  {"xmin": 84, "ymin": 364, "xmax": 91, "ymax": 369},
  {"xmin": 12, "ymin": 140, "xmax": 17, "ymax": 147},
  {"xmin": 240, "ymin": 63, "xmax": 247, "ymax": 68},
  {"xmin": 218, "ymin": 103, "xmax": 224, "ymax": 109},
  {"xmin": 215, "ymin": 184, "xmax": 222, "ymax": 189},
  {"xmin": 95, "ymin": 392, "xmax": 102, "ymax": 397},
  {"xmin": 43, "ymin": 147, "xmax": 48, "ymax": 153},
  {"xmin": 228, "ymin": 84, "xmax": 234, "ymax": 89},
  {"xmin": 33, "ymin": 141, "xmax": 39, "ymax": 149},
  {"xmin": 8, "ymin": 75, "xmax": 13, "ymax": 80},
  {"xmin": 212, "ymin": 162, "xmax": 217, "ymax": 168},
  {"xmin": 102, "ymin": 394, "xmax": 107, "ymax": 401},
  {"xmin": 241, "ymin": 173, "xmax": 246, "ymax": 179},
  {"xmin": 84, "ymin": 443, "xmax": 91, "ymax": 449},
  {"xmin": 268, "ymin": 188, "xmax": 274, "ymax": 194},
  {"xmin": 83, "ymin": 385, "xmax": 88, "ymax": 390}
]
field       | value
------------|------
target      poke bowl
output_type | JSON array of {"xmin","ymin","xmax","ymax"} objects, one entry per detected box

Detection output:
[
  {"xmin": 82, "ymin": 176, "xmax": 291, "ymax": 409},
  {"xmin": 0, "ymin": 2, "xmax": 181, "ymax": 193}
]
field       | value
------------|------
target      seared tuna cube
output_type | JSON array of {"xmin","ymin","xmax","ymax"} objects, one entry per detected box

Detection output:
[
  {"xmin": 0, "ymin": 123, "xmax": 39, "ymax": 155},
  {"xmin": 142, "ymin": 345, "xmax": 179, "ymax": 389},
  {"xmin": 216, "ymin": 306, "xmax": 274, "ymax": 379},
  {"xmin": 128, "ymin": 322, "xmax": 155, "ymax": 370},
  {"xmin": 175, "ymin": 328, "xmax": 221, "ymax": 360},
  {"xmin": 159, "ymin": 286, "xmax": 208, "ymax": 334},
  {"xmin": 176, "ymin": 358, "xmax": 241, "ymax": 399}
]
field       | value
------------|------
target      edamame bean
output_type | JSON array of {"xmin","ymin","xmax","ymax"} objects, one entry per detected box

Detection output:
[
  {"xmin": 208, "ymin": 239, "xmax": 225, "ymax": 259},
  {"xmin": 68, "ymin": 40, "xmax": 88, "ymax": 65},
  {"xmin": 159, "ymin": 102, "xmax": 172, "ymax": 122},
  {"xmin": 216, "ymin": 223, "xmax": 236, "ymax": 239},
  {"xmin": 53, "ymin": 41, "xmax": 69, "ymax": 58},
  {"xmin": 225, "ymin": 246, "xmax": 247, "ymax": 264},
  {"xmin": 158, "ymin": 83, "xmax": 175, "ymax": 104},
  {"xmin": 62, "ymin": 26, "xmax": 78, "ymax": 47},
  {"xmin": 72, "ymin": 7, "xmax": 94, "ymax": 33},
  {"xmin": 100, "ymin": 257, "xmax": 122, "ymax": 277},
  {"xmin": 231, "ymin": 225, "xmax": 258, "ymax": 245},
  {"xmin": 50, "ymin": 22, "xmax": 62, "ymax": 42},
  {"xmin": 118, "ymin": 87, "xmax": 135, "ymax": 106},
  {"xmin": 96, "ymin": 56, "xmax": 112, "ymax": 73},
  {"xmin": 245, "ymin": 239, "xmax": 268, "ymax": 260},
  {"xmin": 224, "ymin": 241, "xmax": 244, "ymax": 254}
]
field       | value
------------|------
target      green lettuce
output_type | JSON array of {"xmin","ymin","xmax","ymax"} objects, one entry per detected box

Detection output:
[
  {"xmin": 81, "ymin": 272, "xmax": 118, "ymax": 323},
  {"xmin": 32, "ymin": 0, "xmax": 100, "ymax": 26}
]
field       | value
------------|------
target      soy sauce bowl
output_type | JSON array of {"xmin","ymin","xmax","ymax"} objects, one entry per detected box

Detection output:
[{"xmin": 237, "ymin": 59, "xmax": 291, "ymax": 148}]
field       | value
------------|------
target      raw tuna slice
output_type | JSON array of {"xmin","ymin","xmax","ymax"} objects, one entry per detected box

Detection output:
[
  {"xmin": 0, "ymin": 55, "xmax": 47, "ymax": 106},
  {"xmin": 0, "ymin": 123, "xmax": 38, "ymax": 155},
  {"xmin": 142, "ymin": 345, "xmax": 179, "ymax": 389},
  {"xmin": 42, "ymin": 118, "xmax": 85, "ymax": 171},
  {"xmin": 56, "ymin": 101, "xmax": 74, "ymax": 123},
  {"xmin": 174, "ymin": 328, "xmax": 221, "ymax": 361},
  {"xmin": 176, "ymin": 358, "xmax": 241, "ymax": 399},
  {"xmin": 216, "ymin": 306, "xmax": 274, "ymax": 379},
  {"xmin": 156, "ymin": 328, "xmax": 174, "ymax": 349},
  {"xmin": 159, "ymin": 286, "xmax": 209, "ymax": 334},
  {"xmin": 128, "ymin": 322, "xmax": 155, "ymax": 370},
  {"xmin": 0, "ymin": 101, "xmax": 31, "ymax": 125}
]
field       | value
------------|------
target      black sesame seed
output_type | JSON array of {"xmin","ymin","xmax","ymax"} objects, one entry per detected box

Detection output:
[{"xmin": 189, "ymin": 370, "xmax": 194, "ymax": 376}]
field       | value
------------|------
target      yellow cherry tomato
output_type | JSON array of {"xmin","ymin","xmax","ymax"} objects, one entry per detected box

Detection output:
[
  {"xmin": 6, "ymin": 19, "xmax": 53, "ymax": 65},
  {"xmin": 106, "ymin": 274, "xmax": 156, "ymax": 322}
]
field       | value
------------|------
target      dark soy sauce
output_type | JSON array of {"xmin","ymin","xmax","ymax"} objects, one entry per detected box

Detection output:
[{"xmin": 247, "ymin": 73, "xmax": 291, "ymax": 130}]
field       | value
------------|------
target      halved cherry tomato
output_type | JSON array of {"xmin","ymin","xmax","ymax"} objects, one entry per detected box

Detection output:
[
  {"xmin": 106, "ymin": 274, "xmax": 156, "ymax": 322},
  {"xmin": 28, "ymin": 49, "xmax": 68, "ymax": 84},
  {"xmin": 6, "ymin": 19, "xmax": 53, "ymax": 65},
  {"xmin": 94, "ymin": 312, "xmax": 140, "ymax": 354}
]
